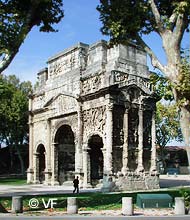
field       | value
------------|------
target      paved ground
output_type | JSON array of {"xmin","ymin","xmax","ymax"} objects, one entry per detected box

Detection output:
[
  {"xmin": 159, "ymin": 174, "xmax": 190, "ymax": 188},
  {"xmin": 0, "ymin": 174, "xmax": 189, "ymax": 197},
  {"xmin": 0, "ymin": 216, "xmax": 190, "ymax": 220},
  {"xmin": 0, "ymin": 175, "xmax": 189, "ymax": 218}
]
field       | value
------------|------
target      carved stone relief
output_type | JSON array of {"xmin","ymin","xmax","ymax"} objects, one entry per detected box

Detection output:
[
  {"xmin": 83, "ymin": 106, "xmax": 106, "ymax": 141},
  {"xmin": 51, "ymin": 95, "xmax": 77, "ymax": 115},
  {"xmin": 33, "ymin": 94, "xmax": 45, "ymax": 110},
  {"xmin": 111, "ymin": 69, "xmax": 151, "ymax": 93},
  {"xmin": 49, "ymin": 49, "xmax": 79, "ymax": 76},
  {"xmin": 81, "ymin": 72, "xmax": 104, "ymax": 94}
]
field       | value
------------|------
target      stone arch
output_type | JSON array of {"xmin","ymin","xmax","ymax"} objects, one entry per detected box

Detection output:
[
  {"xmin": 35, "ymin": 140, "xmax": 46, "ymax": 153},
  {"xmin": 52, "ymin": 120, "xmax": 76, "ymax": 143},
  {"xmin": 87, "ymin": 134, "xmax": 104, "ymax": 186},
  {"xmin": 54, "ymin": 124, "xmax": 75, "ymax": 185},
  {"xmin": 36, "ymin": 144, "xmax": 46, "ymax": 184},
  {"xmin": 85, "ymin": 131, "xmax": 105, "ymax": 146}
]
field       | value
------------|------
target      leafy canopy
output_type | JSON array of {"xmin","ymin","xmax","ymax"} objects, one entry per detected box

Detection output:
[
  {"xmin": 0, "ymin": 0, "xmax": 64, "ymax": 73},
  {"xmin": 0, "ymin": 75, "xmax": 32, "ymax": 146},
  {"xmin": 97, "ymin": 0, "xmax": 190, "ymax": 44},
  {"xmin": 156, "ymin": 102, "xmax": 183, "ymax": 147}
]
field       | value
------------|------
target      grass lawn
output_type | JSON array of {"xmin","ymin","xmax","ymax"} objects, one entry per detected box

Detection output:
[
  {"xmin": 0, "ymin": 188, "xmax": 189, "ymax": 212},
  {"xmin": 0, "ymin": 178, "xmax": 27, "ymax": 185}
]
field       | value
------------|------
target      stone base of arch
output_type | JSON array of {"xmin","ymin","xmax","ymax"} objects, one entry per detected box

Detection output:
[
  {"xmin": 43, "ymin": 169, "xmax": 52, "ymax": 185},
  {"xmin": 26, "ymin": 168, "xmax": 34, "ymax": 184},
  {"xmin": 101, "ymin": 172, "xmax": 160, "ymax": 192}
]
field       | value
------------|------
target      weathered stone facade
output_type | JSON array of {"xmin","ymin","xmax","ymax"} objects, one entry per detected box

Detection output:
[{"xmin": 27, "ymin": 40, "xmax": 159, "ymax": 191}]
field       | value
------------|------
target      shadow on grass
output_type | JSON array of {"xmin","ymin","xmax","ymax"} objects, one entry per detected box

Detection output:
[{"xmin": 0, "ymin": 178, "xmax": 26, "ymax": 185}]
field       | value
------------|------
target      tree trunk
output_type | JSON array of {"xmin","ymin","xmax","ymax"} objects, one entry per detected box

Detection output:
[
  {"xmin": 180, "ymin": 106, "xmax": 190, "ymax": 170},
  {"xmin": 15, "ymin": 144, "xmax": 25, "ymax": 175},
  {"xmin": 8, "ymin": 145, "xmax": 14, "ymax": 172}
]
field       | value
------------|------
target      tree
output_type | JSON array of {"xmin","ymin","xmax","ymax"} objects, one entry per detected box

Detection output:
[
  {"xmin": 97, "ymin": 0, "xmax": 190, "ymax": 166},
  {"xmin": 0, "ymin": 0, "xmax": 64, "ymax": 73},
  {"xmin": 156, "ymin": 101, "xmax": 183, "ymax": 170},
  {"xmin": 0, "ymin": 75, "xmax": 32, "ymax": 174}
]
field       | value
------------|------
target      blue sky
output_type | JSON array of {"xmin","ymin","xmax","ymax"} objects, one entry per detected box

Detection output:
[
  {"xmin": 4, "ymin": 0, "xmax": 109, "ymax": 83},
  {"xmin": 4, "ymin": 0, "xmax": 189, "ymax": 84},
  {"xmin": 3, "ymin": 0, "xmax": 189, "ymax": 146}
]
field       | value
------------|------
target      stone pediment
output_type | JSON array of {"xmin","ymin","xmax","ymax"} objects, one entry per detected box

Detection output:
[{"xmin": 44, "ymin": 92, "xmax": 78, "ymax": 115}]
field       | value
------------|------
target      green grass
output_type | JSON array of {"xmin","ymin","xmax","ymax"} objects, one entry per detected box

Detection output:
[
  {"xmin": 0, "ymin": 178, "xmax": 27, "ymax": 185},
  {"xmin": 1, "ymin": 188, "xmax": 189, "ymax": 213}
]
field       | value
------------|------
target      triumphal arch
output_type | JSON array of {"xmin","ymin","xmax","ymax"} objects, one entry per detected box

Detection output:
[{"xmin": 27, "ymin": 40, "xmax": 159, "ymax": 191}]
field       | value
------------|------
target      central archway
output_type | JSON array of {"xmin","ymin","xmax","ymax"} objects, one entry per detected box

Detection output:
[
  {"xmin": 88, "ymin": 135, "xmax": 103, "ymax": 186},
  {"xmin": 55, "ymin": 125, "xmax": 75, "ymax": 185}
]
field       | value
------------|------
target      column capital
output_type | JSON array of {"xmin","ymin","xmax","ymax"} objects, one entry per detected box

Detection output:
[
  {"xmin": 83, "ymin": 147, "xmax": 90, "ymax": 152},
  {"xmin": 52, "ymin": 142, "xmax": 59, "ymax": 147},
  {"xmin": 106, "ymin": 103, "xmax": 114, "ymax": 111},
  {"xmin": 138, "ymin": 105, "xmax": 143, "ymax": 111}
]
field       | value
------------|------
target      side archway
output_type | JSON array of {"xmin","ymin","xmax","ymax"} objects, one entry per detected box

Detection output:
[
  {"xmin": 36, "ymin": 144, "xmax": 46, "ymax": 184},
  {"xmin": 88, "ymin": 135, "xmax": 104, "ymax": 186}
]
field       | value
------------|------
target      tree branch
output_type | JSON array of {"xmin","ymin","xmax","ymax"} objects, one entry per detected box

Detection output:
[
  {"xmin": 0, "ymin": 51, "xmax": 18, "ymax": 73},
  {"xmin": 136, "ymin": 34, "xmax": 166, "ymax": 73},
  {"xmin": 0, "ymin": 4, "xmax": 35, "ymax": 74},
  {"xmin": 174, "ymin": 13, "xmax": 186, "ymax": 46},
  {"xmin": 168, "ymin": 12, "xmax": 178, "ymax": 31},
  {"xmin": 149, "ymin": 0, "xmax": 164, "ymax": 33}
]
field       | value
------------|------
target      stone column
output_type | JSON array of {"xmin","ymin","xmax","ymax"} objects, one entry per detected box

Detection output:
[
  {"xmin": 102, "ymin": 147, "xmax": 107, "ymax": 173},
  {"xmin": 82, "ymin": 146, "xmax": 91, "ymax": 188},
  {"xmin": 75, "ymin": 103, "xmax": 83, "ymax": 174},
  {"xmin": 51, "ymin": 142, "xmax": 59, "ymax": 185},
  {"xmin": 44, "ymin": 120, "xmax": 52, "ymax": 185},
  {"xmin": 105, "ymin": 104, "xmax": 113, "ymax": 174},
  {"xmin": 122, "ymin": 108, "xmax": 129, "ymax": 174},
  {"xmin": 33, "ymin": 153, "xmax": 40, "ymax": 184},
  {"xmin": 27, "ymin": 116, "xmax": 34, "ymax": 183},
  {"xmin": 150, "ymin": 110, "xmax": 157, "ymax": 172},
  {"xmin": 136, "ymin": 106, "xmax": 144, "ymax": 172}
]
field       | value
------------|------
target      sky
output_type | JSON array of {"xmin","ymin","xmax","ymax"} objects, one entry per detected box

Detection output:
[
  {"xmin": 4, "ymin": 0, "xmax": 109, "ymax": 83},
  {"xmin": 4, "ymin": 0, "xmax": 189, "ymax": 84},
  {"xmin": 3, "ymin": 0, "xmax": 189, "ymax": 147}
]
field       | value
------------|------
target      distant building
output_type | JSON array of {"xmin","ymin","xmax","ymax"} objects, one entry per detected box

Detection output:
[{"xmin": 165, "ymin": 146, "xmax": 188, "ymax": 174}]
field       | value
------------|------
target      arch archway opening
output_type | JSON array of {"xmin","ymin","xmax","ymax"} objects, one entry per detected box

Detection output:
[
  {"xmin": 36, "ymin": 144, "xmax": 46, "ymax": 184},
  {"xmin": 55, "ymin": 125, "xmax": 75, "ymax": 185},
  {"xmin": 88, "ymin": 135, "xmax": 103, "ymax": 186}
]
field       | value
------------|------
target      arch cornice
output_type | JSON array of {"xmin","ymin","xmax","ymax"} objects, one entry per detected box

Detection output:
[{"xmin": 43, "ymin": 92, "xmax": 79, "ymax": 108}]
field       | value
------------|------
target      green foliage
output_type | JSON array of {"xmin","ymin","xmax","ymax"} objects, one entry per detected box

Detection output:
[
  {"xmin": 97, "ymin": 0, "xmax": 190, "ymax": 44},
  {"xmin": 179, "ymin": 188, "xmax": 190, "ymax": 207},
  {"xmin": 0, "ymin": 75, "xmax": 32, "ymax": 144},
  {"xmin": 176, "ymin": 50, "xmax": 190, "ymax": 106},
  {"xmin": 0, "ymin": 189, "xmax": 185, "ymax": 212},
  {"xmin": 0, "ymin": 0, "xmax": 64, "ymax": 72},
  {"xmin": 0, "ymin": 75, "xmax": 32, "ymax": 173},
  {"xmin": 156, "ymin": 101, "xmax": 183, "ymax": 148},
  {"xmin": 0, "ymin": 178, "xmax": 26, "ymax": 185},
  {"xmin": 150, "ymin": 72, "xmax": 174, "ymax": 101}
]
